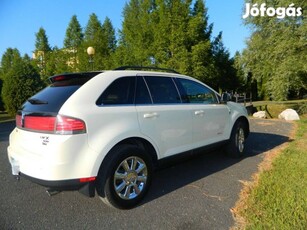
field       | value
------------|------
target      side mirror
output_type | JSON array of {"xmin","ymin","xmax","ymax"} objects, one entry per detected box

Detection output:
[{"xmin": 221, "ymin": 92, "xmax": 231, "ymax": 103}]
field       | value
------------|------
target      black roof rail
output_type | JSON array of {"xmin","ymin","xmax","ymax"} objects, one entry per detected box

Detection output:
[{"xmin": 114, "ymin": 66, "xmax": 180, "ymax": 74}]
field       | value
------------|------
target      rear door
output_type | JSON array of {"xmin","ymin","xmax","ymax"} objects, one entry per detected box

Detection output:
[{"xmin": 135, "ymin": 76, "xmax": 193, "ymax": 158}]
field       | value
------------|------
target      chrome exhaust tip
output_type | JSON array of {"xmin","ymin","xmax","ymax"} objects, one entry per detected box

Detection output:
[{"xmin": 46, "ymin": 189, "xmax": 61, "ymax": 196}]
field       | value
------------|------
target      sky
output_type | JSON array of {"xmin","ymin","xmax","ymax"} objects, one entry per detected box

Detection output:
[{"xmin": 0, "ymin": 0, "xmax": 250, "ymax": 59}]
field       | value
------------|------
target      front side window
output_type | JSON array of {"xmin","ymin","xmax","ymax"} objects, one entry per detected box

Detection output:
[
  {"xmin": 144, "ymin": 76, "xmax": 181, "ymax": 104},
  {"xmin": 96, "ymin": 77, "xmax": 135, "ymax": 105},
  {"xmin": 177, "ymin": 78, "xmax": 217, "ymax": 104}
]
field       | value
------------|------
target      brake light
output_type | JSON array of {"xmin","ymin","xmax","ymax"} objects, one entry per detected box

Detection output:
[
  {"xmin": 25, "ymin": 116, "xmax": 56, "ymax": 131},
  {"xmin": 56, "ymin": 115, "xmax": 86, "ymax": 134},
  {"xmin": 53, "ymin": 75, "xmax": 66, "ymax": 81},
  {"xmin": 15, "ymin": 114, "xmax": 86, "ymax": 134}
]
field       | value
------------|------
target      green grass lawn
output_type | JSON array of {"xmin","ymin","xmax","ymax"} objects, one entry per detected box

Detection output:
[{"xmin": 237, "ymin": 119, "xmax": 307, "ymax": 229}]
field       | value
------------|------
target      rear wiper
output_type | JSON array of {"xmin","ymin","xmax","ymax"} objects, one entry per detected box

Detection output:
[{"xmin": 28, "ymin": 98, "xmax": 48, "ymax": 105}]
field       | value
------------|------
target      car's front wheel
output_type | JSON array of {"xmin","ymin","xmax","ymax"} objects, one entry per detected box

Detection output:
[
  {"xmin": 226, "ymin": 121, "xmax": 246, "ymax": 158},
  {"xmin": 96, "ymin": 145, "xmax": 153, "ymax": 209}
]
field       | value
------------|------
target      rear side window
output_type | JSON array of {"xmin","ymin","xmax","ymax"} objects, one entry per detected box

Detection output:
[
  {"xmin": 144, "ymin": 76, "xmax": 181, "ymax": 104},
  {"xmin": 96, "ymin": 77, "xmax": 136, "ymax": 105}
]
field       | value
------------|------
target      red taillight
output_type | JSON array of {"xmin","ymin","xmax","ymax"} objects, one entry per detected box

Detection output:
[
  {"xmin": 25, "ymin": 116, "xmax": 56, "ymax": 131},
  {"xmin": 16, "ymin": 114, "xmax": 86, "ymax": 134},
  {"xmin": 55, "ymin": 115, "xmax": 86, "ymax": 134}
]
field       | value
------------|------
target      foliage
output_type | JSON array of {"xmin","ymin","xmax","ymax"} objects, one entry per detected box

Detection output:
[
  {"xmin": 64, "ymin": 15, "xmax": 84, "ymax": 50},
  {"xmin": 1, "ymin": 53, "xmax": 44, "ymax": 116},
  {"xmin": 0, "ymin": 48, "xmax": 22, "ymax": 78},
  {"xmin": 63, "ymin": 15, "xmax": 84, "ymax": 72},
  {"xmin": 242, "ymin": 0, "xmax": 307, "ymax": 100},
  {"xmin": 297, "ymin": 102, "xmax": 307, "ymax": 115},
  {"xmin": 35, "ymin": 27, "xmax": 52, "ymax": 52},
  {"xmin": 34, "ymin": 27, "xmax": 52, "ymax": 79},
  {"xmin": 81, "ymin": 13, "xmax": 116, "ymax": 70},
  {"xmin": 116, "ymin": 0, "xmax": 239, "ymax": 91},
  {"xmin": 0, "ymin": 78, "xmax": 4, "ymax": 111}
]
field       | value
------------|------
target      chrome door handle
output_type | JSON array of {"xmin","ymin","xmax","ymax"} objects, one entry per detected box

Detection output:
[
  {"xmin": 194, "ymin": 110, "xmax": 205, "ymax": 115},
  {"xmin": 144, "ymin": 113, "xmax": 158, "ymax": 118}
]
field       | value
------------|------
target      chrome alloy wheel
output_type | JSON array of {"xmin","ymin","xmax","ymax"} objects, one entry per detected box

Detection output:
[
  {"xmin": 236, "ymin": 128, "xmax": 245, "ymax": 153},
  {"xmin": 113, "ymin": 156, "xmax": 148, "ymax": 200}
]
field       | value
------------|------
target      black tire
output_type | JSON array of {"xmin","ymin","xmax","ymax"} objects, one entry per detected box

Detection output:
[
  {"xmin": 226, "ymin": 121, "xmax": 246, "ymax": 158},
  {"xmin": 96, "ymin": 145, "xmax": 153, "ymax": 209}
]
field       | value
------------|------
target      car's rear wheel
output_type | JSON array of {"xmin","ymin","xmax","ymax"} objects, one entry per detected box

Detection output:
[
  {"xmin": 96, "ymin": 145, "xmax": 153, "ymax": 209},
  {"xmin": 226, "ymin": 121, "xmax": 246, "ymax": 158}
]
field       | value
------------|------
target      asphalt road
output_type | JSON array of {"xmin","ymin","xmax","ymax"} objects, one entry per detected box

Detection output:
[{"xmin": 0, "ymin": 119, "xmax": 294, "ymax": 230}]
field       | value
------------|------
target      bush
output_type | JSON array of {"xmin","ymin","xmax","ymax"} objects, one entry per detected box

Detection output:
[
  {"xmin": 1, "ymin": 59, "xmax": 44, "ymax": 116},
  {"xmin": 297, "ymin": 103, "xmax": 307, "ymax": 115},
  {"xmin": 0, "ymin": 79, "xmax": 4, "ymax": 111}
]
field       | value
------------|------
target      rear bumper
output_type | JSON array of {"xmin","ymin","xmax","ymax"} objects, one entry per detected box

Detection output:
[
  {"xmin": 7, "ymin": 128, "xmax": 99, "ymax": 180},
  {"xmin": 20, "ymin": 172, "xmax": 96, "ymax": 197}
]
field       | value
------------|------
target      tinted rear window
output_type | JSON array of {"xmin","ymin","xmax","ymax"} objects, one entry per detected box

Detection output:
[
  {"xmin": 20, "ymin": 74, "xmax": 98, "ymax": 113},
  {"xmin": 21, "ymin": 85, "xmax": 81, "ymax": 113}
]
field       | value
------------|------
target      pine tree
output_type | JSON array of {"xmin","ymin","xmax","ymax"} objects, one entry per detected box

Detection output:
[
  {"xmin": 64, "ymin": 15, "xmax": 84, "ymax": 71},
  {"xmin": 0, "ymin": 48, "xmax": 22, "ymax": 80},
  {"xmin": 101, "ymin": 17, "xmax": 117, "ymax": 68},
  {"xmin": 118, "ymin": 0, "xmax": 155, "ymax": 66},
  {"xmin": 34, "ymin": 27, "xmax": 52, "ymax": 78},
  {"xmin": 81, "ymin": 13, "xmax": 113, "ymax": 70},
  {"xmin": 212, "ymin": 32, "xmax": 238, "ymax": 91}
]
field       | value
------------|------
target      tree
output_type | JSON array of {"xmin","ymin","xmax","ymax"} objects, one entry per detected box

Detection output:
[
  {"xmin": 101, "ymin": 17, "xmax": 117, "ymax": 68},
  {"xmin": 117, "ymin": 0, "xmax": 216, "ymax": 77},
  {"xmin": 116, "ymin": 0, "xmax": 155, "ymax": 66},
  {"xmin": 63, "ymin": 15, "xmax": 84, "ymax": 71},
  {"xmin": 242, "ymin": 0, "xmax": 306, "ymax": 100},
  {"xmin": 211, "ymin": 32, "xmax": 239, "ymax": 91},
  {"xmin": 80, "ymin": 13, "xmax": 114, "ymax": 70},
  {"xmin": 0, "ymin": 48, "xmax": 22, "ymax": 79},
  {"xmin": 1, "ymin": 55, "xmax": 44, "ymax": 116},
  {"xmin": 45, "ymin": 47, "xmax": 71, "ymax": 76},
  {"xmin": 34, "ymin": 27, "xmax": 52, "ymax": 78},
  {"xmin": 0, "ymin": 78, "xmax": 4, "ymax": 111}
]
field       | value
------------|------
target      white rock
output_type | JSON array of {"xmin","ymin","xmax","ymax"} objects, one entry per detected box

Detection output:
[
  {"xmin": 253, "ymin": 111, "xmax": 267, "ymax": 119},
  {"xmin": 278, "ymin": 109, "xmax": 300, "ymax": 121}
]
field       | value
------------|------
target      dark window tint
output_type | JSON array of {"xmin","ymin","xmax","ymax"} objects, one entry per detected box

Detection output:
[
  {"xmin": 177, "ymin": 78, "xmax": 217, "ymax": 104},
  {"xmin": 21, "ymin": 73, "xmax": 99, "ymax": 113},
  {"xmin": 135, "ymin": 77, "xmax": 152, "ymax": 104},
  {"xmin": 21, "ymin": 85, "xmax": 82, "ymax": 113},
  {"xmin": 144, "ymin": 76, "xmax": 181, "ymax": 104},
  {"xmin": 97, "ymin": 77, "xmax": 135, "ymax": 105}
]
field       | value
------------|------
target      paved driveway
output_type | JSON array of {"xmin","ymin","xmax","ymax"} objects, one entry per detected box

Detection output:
[{"xmin": 0, "ymin": 119, "xmax": 294, "ymax": 229}]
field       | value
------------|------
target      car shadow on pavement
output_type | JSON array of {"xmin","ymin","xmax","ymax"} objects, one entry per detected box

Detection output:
[{"xmin": 144, "ymin": 131, "xmax": 291, "ymax": 205}]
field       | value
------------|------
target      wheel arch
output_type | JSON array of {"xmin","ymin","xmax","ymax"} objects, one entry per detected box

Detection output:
[
  {"xmin": 97, "ymin": 137, "xmax": 159, "ymax": 176},
  {"xmin": 234, "ymin": 116, "xmax": 250, "ymax": 138}
]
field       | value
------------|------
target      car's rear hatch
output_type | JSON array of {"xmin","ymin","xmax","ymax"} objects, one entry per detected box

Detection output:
[{"xmin": 16, "ymin": 72, "xmax": 102, "ymax": 134}]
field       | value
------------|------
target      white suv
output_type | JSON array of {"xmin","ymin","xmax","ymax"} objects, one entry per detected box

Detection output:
[{"xmin": 8, "ymin": 67, "xmax": 249, "ymax": 209}]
